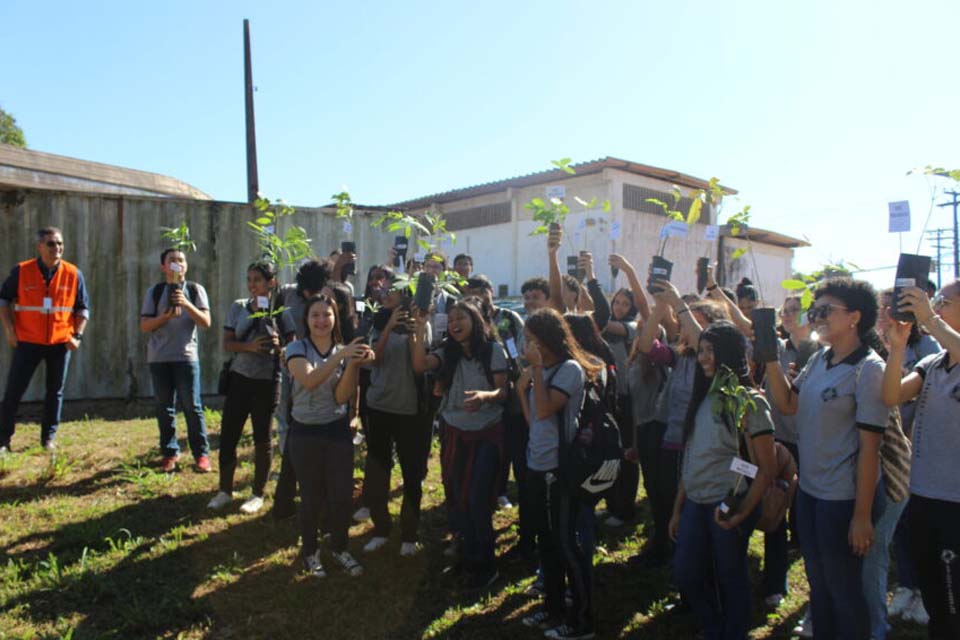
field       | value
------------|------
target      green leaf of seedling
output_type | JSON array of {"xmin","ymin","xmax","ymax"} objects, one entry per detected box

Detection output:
[
  {"xmin": 246, "ymin": 221, "xmax": 263, "ymax": 232},
  {"xmin": 731, "ymin": 248, "xmax": 747, "ymax": 260},
  {"xmin": 601, "ymin": 199, "xmax": 611, "ymax": 212},
  {"xmin": 448, "ymin": 232, "xmax": 456, "ymax": 245},
  {"xmin": 781, "ymin": 279, "xmax": 809, "ymax": 290},
  {"xmin": 417, "ymin": 238, "xmax": 431, "ymax": 251},
  {"xmin": 671, "ymin": 186, "xmax": 682, "ymax": 206},
  {"xmin": 551, "ymin": 158, "xmax": 576, "ymax": 175},
  {"xmin": 801, "ymin": 287, "xmax": 815, "ymax": 311},
  {"xmin": 687, "ymin": 198, "xmax": 703, "ymax": 226},
  {"xmin": 256, "ymin": 217, "xmax": 271, "ymax": 225},
  {"xmin": 404, "ymin": 226, "xmax": 412, "ymax": 238}
]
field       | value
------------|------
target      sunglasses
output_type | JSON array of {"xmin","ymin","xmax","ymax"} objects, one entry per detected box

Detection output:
[
  {"xmin": 807, "ymin": 303, "xmax": 849, "ymax": 323},
  {"xmin": 45, "ymin": 241, "xmax": 64, "ymax": 248}
]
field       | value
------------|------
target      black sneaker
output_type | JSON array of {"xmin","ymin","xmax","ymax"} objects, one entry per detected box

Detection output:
[
  {"xmin": 464, "ymin": 568, "xmax": 499, "ymax": 591},
  {"xmin": 271, "ymin": 504, "xmax": 297, "ymax": 522},
  {"xmin": 522, "ymin": 610, "xmax": 562, "ymax": 630},
  {"xmin": 544, "ymin": 623, "xmax": 595, "ymax": 640}
]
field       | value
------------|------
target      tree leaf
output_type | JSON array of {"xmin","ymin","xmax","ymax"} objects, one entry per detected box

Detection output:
[
  {"xmin": 686, "ymin": 198, "xmax": 703, "ymax": 226},
  {"xmin": 781, "ymin": 279, "xmax": 809, "ymax": 290}
]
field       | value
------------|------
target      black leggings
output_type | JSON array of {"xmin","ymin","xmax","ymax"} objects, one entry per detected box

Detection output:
[
  {"xmin": 908, "ymin": 494, "xmax": 960, "ymax": 640},
  {"xmin": 638, "ymin": 421, "xmax": 680, "ymax": 557},
  {"xmin": 219, "ymin": 372, "xmax": 277, "ymax": 496},
  {"xmin": 363, "ymin": 408, "xmax": 431, "ymax": 542},
  {"xmin": 605, "ymin": 395, "xmax": 637, "ymax": 520},
  {"xmin": 288, "ymin": 418, "xmax": 354, "ymax": 555}
]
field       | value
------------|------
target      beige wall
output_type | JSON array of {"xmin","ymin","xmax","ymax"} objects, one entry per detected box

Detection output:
[{"xmin": 0, "ymin": 190, "xmax": 394, "ymax": 401}]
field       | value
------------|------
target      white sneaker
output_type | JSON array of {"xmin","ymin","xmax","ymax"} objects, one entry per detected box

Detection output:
[
  {"xmin": 888, "ymin": 586, "xmax": 914, "ymax": 617},
  {"xmin": 764, "ymin": 593, "xmax": 785, "ymax": 608},
  {"xmin": 240, "ymin": 495, "xmax": 264, "ymax": 514},
  {"xmin": 302, "ymin": 551, "xmax": 326, "ymax": 578},
  {"xmin": 353, "ymin": 507, "xmax": 371, "ymax": 522},
  {"xmin": 207, "ymin": 491, "xmax": 233, "ymax": 510},
  {"xmin": 903, "ymin": 591, "xmax": 929, "ymax": 625},
  {"xmin": 792, "ymin": 608, "xmax": 813, "ymax": 638},
  {"xmin": 400, "ymin": 542, "xmax": 420, "ymax": 557},
  {"xmin": 363, "ymin": 536, "xmax": 388, "ymax": 553},
  {"xmin": 496, "ymin": 495, "xmax": 513, "ymax": 509},
  {"xmin": 331, "ymin": 550, "xmax": 363, "ymax": 576},
  {"xmin": 603, "ymin": 515, "xmax": 625, "ymax": 527}
]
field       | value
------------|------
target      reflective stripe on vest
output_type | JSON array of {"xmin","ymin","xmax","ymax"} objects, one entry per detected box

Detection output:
[{"xmin": 13, "ymin": 259, "xmax": 79, "ymax": 345}]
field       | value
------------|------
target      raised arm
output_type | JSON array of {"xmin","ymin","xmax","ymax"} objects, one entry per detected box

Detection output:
[
  {"xmin": 881, "ymin": 313, "xmax": 925, "ymax": 407},
  {"xmin": 610, "ymin": 254, "xmax": 651, "ymax": 320},
  {"xmin": 547, "ymin": 229, "xmax": 565, "ymax": 313}
]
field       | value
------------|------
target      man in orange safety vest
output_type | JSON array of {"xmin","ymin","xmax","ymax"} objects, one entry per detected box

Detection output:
[{"xmin": 0, "ymin": 227, "xmax": 90, "ymax": 453}]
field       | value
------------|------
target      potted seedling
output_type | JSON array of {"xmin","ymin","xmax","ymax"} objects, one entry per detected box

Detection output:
[
  {"xmin": 710, "ymin": 366, "xmax": 758, "ymax": 522},
  {"xmin": 644, "ymin": 185, "xmax": 704, "ymax": 294},
  {"xmin": 159, "ymin": 221, "xmax": 198, "ymax": 311}
]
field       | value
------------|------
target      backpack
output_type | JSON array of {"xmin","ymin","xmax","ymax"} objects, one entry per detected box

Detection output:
[
  {"xmin": 740, "ymin": 432, "xmax": 799, "ymax": 533},
  {"xmin": 150, "ymin": 281, "xmax": 200, "ymax": 313},
  {"xmin": 556, "ymin": 373, "xmax": 624, "ymax": 505}
]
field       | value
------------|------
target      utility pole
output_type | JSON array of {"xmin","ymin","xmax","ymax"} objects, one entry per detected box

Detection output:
[
  {"xmin": 925, "ymin": 228, "xmax": 954, "ymax": 289},
  {"xmin": 244, "ymin": 19, "xmax": 259, "ymax": 204},
  {"xmin": 938, "ymin": 190, "xmax": 960, "ymax": 278}
]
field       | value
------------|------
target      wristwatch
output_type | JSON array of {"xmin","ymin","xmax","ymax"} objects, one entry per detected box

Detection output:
[{"xmin": 74, "ymin": 333, "xmax": 84, "ymax": 342}]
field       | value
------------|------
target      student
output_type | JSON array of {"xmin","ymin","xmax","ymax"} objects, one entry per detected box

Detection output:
[
  {"xmin": 209, "ymin": 261, "xmax": 296, "ymax": 514},
  {"xmin": 601, "ymin": 287, "xmax": 640, "ymax": 526},
  {"xmin": 412, "ymin": 299, "xmax": 508, "ymax": 590},
  {"xmin": 284, "ymin": 294, "xmax": 373, "ymax": 577},
  {"xmin": 765, "ymin": 278, "xmax": 888, "ymax": 640},
  {"xmin": 735, "ymin": 278, "xmax": 759, "ymax": 316},
  {"xmin": 518, "ymin": 308, "xmax": 603, "ymax": 640},
  {"xmin": 0, "ymin": 227, "xmax": 89, "ymax": 453},
  {"xmin": 139, "ymin": 248, "xmax": 213, "ymax": 473},
  {"xmin": 361, "ymin": 281, "xmax": 431, "ymax": 556},
  {"xmin": 322, "ymin": 281, "xmax": 359, "ymax": 343},
  {"xmin": 522, "ymin": 277, "xmax": 551, "ymax": 316},
  {"xmin": 670, "ymin": 321, "xmax": 777, "ymax": 640},
  {"xmin": 881, "ymin": 281, "xmax": 960, "ymax": 640}
]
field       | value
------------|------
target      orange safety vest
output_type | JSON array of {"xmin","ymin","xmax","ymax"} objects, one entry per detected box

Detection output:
[{"xmin": 13, "ymin": 259, "xmax": 79, "ymax": 345}]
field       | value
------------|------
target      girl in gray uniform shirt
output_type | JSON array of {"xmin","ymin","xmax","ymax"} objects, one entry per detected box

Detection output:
[
  {"xmin": 286, "ymin": 295, "xmax": 374, "ymax": 578},
  {"xmin": 765, "ymin": 278, "xmax": 889, "ymax": 640},
  {"xmin": 881, "ymin": 281, "xmax": 960, "ymax": 639}
]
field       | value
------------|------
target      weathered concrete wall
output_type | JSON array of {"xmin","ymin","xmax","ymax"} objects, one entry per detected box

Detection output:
[{"xmin": 0, "ymin": 190, "xmax": 394, "ymax": 401}]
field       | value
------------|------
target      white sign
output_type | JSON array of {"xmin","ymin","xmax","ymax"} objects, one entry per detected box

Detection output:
[
  {"xmin": 169, "ymin": 263, "xmax": 182, "ymax": 273},
  {"xmin": 729, "ymin": 457, "xmax": 758, "ymax": 479},
  {"xmin": 414, "ymin": 252, "xmax": 426, "ymax": 262},
  {"xmin": 355, "ymin": 300, "xmax": 365, "ymax": 313},
  {"xmin": 659, "ymin": 220, "xmax": 689, "ymax": 239},
  {"xmin": 256, "ymin": 296, "xmax": 270, "ymax": 310},
  {"xmin": 704, "ymin": 224, "xmax": 720, "ymax": 241},
  {"xmin": 888, "ymin": 201, "xmax": 911, "ymax": 233},
  {"xmin": 545, "ymin": 185, "xmax": 566, "ymax": 200},
  {"xmin": 342, "ymin": 221, "xmax": 352, "ymax": 234},
  {"xmin": 609, "ymin": 220, "xmax": 622, "ymax": 241}
]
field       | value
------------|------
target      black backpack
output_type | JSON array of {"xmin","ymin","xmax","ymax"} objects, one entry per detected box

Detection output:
[
  {"xmin": 149, "ymin": 281, "xmax": 200, "ymax": 314},
  {"xmin": 556, "ymin": 375, "xmax": 624, "ymax": 505}
]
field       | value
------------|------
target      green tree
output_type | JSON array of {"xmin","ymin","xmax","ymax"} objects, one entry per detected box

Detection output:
[{"xmin": 0, "ymin": 106, "xmax": 26, "ymax": 148}]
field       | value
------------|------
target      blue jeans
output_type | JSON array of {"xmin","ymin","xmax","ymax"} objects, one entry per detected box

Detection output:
[
  {"xmin": 892, "ymin": 501, "xmax": 917, "ymax": 589},
  {"xmin": 762, "ymin": 440, "xmax": 799, "ymax": 597},
  {"xmin": 149, "ymin": 361, "xmax": 209, "ymax": 458},
  {"xmin": 673, "ymin": 498, "xmax": 757, "ymax": 640},
  {"xmin": 1, "ymin": 342, "xmax": 71, "ymax": 446},
  {"xmin": 796, "ymin": 489, "xmax": 870, "ymax": 640},
  {"xmin": 863, "ymin": 479, "xmax": 908, "ymax": 640}
]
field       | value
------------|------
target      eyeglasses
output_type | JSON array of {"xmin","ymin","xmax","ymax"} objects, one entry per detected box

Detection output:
[
  {"xmin": 933, "ymin": 295, "xmax": 954, "ymax": 310},
  {"xmin": 45, "ymin": 241, "xmax": 64, "ymax": 248},
  {"xmin": 807, "ymin": 303, "xmax": 849, "ymax": 323}
]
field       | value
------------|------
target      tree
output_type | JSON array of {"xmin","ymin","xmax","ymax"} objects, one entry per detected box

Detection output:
[{"xmin": 0, "ymin": 106, "xmax": 27, "ymax": 148}]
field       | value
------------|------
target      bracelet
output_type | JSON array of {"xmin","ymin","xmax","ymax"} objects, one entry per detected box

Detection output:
[
  {"xmin": 706, "ymin": 284, "xmax": 718, "ymax": 291},
  {"xmin": 676, "ymin": 307, "xmax": 691, "ymax": 317}
]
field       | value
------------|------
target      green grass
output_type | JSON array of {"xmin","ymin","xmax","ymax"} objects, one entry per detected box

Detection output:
[{"xmin": 0, "ymin": 414, "xmax": 927, "ymax": 639}]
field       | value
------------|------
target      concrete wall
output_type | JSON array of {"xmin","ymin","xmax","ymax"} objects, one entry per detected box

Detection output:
[{"xmin": 0, "ymin": 190, "xmax": 394, "ymax": 401}]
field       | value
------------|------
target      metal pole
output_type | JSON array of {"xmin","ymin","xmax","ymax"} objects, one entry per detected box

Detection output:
[{"xmin": 244, "ymin": 19, "xmax": 260, "ymax": 204}]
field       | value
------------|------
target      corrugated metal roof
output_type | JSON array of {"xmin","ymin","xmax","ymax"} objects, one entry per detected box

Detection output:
[{"xmin": 389, "ymin": 156, "xmax": 737, "ymax": 209}]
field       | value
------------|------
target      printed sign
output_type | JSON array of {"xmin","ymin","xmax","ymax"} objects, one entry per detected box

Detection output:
[
  {"xmin": 609, "ymin": 220, "xmax": 622, "ymax": 240},
  {"xmin": 704, "ymin": 224, "xmax": 720, "ymax": 241},
  {"xmin": 889, "ymin": 201, "xmax": 911, "ymax": 233},
  {"xmin": 546, "ymin": 185, "xmax": 566, "ymax": 200},
  {"xmin": 729, "ymin": 457, "xmax": 759, "ymax": 479},
  {"xmin": 342, "ymin": 221, "xmax": 353, "ymax": 234},
  {"xmin": 659, "ymin": 220, "xmax": 689, "ymax": 239},
  {"xmin": 169, "ymin": 263, "xmax": 182, "ymax": 273},
  {"xmin": 355, "ymin": 300, "xmax": 365, "ymax": 313},
  {"xmin": 256, "ymin": 296, "xmax": 270, "ymax": 310}
]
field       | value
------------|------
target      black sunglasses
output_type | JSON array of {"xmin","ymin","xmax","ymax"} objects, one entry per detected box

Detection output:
[{"xmin": 807, "ymin": 303, "xmax": 849, "ymax": 323}]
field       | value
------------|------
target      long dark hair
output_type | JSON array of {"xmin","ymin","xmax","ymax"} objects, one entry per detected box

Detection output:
[
  {"xmin": 326, "ymin": 282, "xmax": 357, "ymax": 343},
  {"xmin": 564, "ymin": 313, "xmax": 615, "ymax": 368},
  {"xmin": 611, "ymin": 288, "xmax": 638, "ymax": 321},
  {"xmin": 303, "ymin": 294, "xmax": 343, "ymax": 345},
  {"xmin": 436, "ymin": 299, "xmax": 494, "ymax": 391},
  {"xmin": 525, "ymin": 308, "xmax": 603, "ymax": 383},
  {"xmin": 682, "ymin": 321, "xmax": 753, "ymax": 444},
  {"xmin": 364, "ymin": 264, "xmax": 393, "ymax": 301}
]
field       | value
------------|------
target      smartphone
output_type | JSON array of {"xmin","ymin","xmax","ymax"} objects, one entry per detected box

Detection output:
[
  {"xmin": 893, "ymin": 253, "xmax": 932, "ymax": 322},
  {"xmin": 414, "ymin": 272, "xmax": 435, "ymax": 313},
  {"xmin": 647, "ymin": 256, "xmax": 673, "ymax": 295},
  {"xmin": 566, "ymin": 255, "xmax": 580, "ymax": 280},
  {"xmin": 394, "ymin": 236, "xmax": 408, "ymax": 269},
  {"xmin": 341, "ymin": 241, "xmax": 356, "ymax": 277},
  {"xmin": 751, "ymin": 308, "xmax": 778, "ymax": 363},
  {"xmin": 697, "ymin": 257, "xmax": 709, "ymax": 293}
]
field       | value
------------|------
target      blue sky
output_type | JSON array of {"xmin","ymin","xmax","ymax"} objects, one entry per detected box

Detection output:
[{"xmin": 3, "ymin": 0, "xmax": 959, "ymax": 289}]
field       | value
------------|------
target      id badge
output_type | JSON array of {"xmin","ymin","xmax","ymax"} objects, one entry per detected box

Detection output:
[{"xmin": 43, "ymin": 297, "xmax": 53, "ymax": 311}]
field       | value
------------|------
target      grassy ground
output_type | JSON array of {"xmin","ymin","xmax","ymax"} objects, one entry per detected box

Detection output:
[{"xmin": 0, "ymin": 412, "xmax": 927, "ymax": 640}]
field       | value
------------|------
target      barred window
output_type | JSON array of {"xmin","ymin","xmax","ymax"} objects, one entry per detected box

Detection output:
[
  {"xmin": 623, "ymin": 184, "xmax": 710, "ymax": 223},
  {"xmin": 443, "ymin": 202, "xmax": 511, "ymax": 231}
]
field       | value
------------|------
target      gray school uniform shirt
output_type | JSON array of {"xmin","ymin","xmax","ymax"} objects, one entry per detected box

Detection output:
[
  {"xmin": 607, "ymin": 321, "xmax": 637, "ymax": 396},
  {"xmin": 278, "ymin": 284, "xmax": 308, "ymax": 340},
  {"xmin": 656, "ymin": 352, "xmax": 698, "ymax": 447},
  {"xmin": 527, "ymin": 360, "xmax": 586, "ymax": 472},
  {"xmin": 682, "ymin": 393, "xmax": 775, "ymax": 504},
  {"xmin": 365, "ymin": 323, "xmax": 431, "ymax": 416},
  {"xmin": 909, "ymin": 351, "xmax": 960, "ymax": 502},
  {"xmin": 285, "ymin": 339, "xmax": 349, "ymax": 424},
  {"xmin": 793, "ymin": 345, "xmax": 890, "ymax": 501},
  {"xmin": 140, "ymin": 282, "xmax": 210, "ymax": 363},
  {"xmin": 225, "ymin": 300, "xmax": 296, "ymax": 381},
  {"xmin": 765, "ymin": 337, "xmax": 816, "ymax": 444},
  {"xmin": 627, "ymin": 358, "xmax": 665, "ymax": 428},
  {"xmin": 898, "ymin": 335, "xmax": 941, "ymax": 430},
  {"xmin": 435, "ymin": 342, "xmax": 508, "ymax": 430}
]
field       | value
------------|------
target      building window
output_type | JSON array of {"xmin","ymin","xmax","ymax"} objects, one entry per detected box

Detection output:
[
  {"xmin": 444, "ymin": 201, "xmax": 511, "ymax": 231},
  {"xmin": 623, "ymin": 184, "xmax": 710, "ymax": 223}
]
